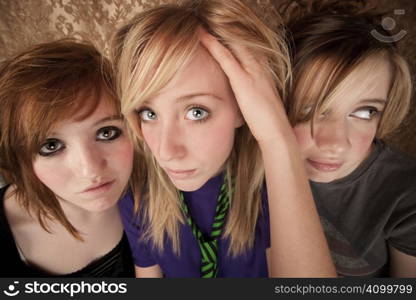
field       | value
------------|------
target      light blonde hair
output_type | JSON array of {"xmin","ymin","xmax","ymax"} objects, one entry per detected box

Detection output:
[
  {"xmin": 0, "ymin": 40, "xmax": 144, "ymax": 240},
  {"xmin": 112, "ymin": 0, "xmax": 290, "ymax": 256},
  {"xmin": 281, "ymin": 0, "xmax": 412, "ymax": 138}
]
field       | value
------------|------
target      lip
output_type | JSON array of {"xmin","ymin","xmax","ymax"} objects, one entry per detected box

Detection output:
[
  {"xmin": 81, "ymin": 180, "xmax": 115, "ymax": 194},
  {"xmin": 307, "ymin": 159, "xmax": 343, "ymax": 172},
  {"xmin": 164, "ymin": 168, "xmax": 196, "ymax": 180}
]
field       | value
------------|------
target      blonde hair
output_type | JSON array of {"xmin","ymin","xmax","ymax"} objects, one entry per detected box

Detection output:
[
  {"xmin": 112, "ymin": 0, "xmax": 290, "ymax": 256},
  {"xmin": 0, "ymin": 40, "xmax": 143, "ymax": 239},
  {"xmin": 281, "ymin": 0, "xmax": 412, "ymax": 138}
]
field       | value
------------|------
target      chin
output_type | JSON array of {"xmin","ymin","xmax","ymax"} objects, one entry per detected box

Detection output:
[
  {"xmin": 310, "ymin": 177, "xmax": 333, "ymax": 183},
  {"xmin": 87, "ymin": 197, "xmax": 118, "ymax": 213},
  {"xmin": 170, "ymin": 178, "xmax": 207, "ymax": 192},
  {"xmin": 312, "ymin": 172, "xmax": 346, "ymax": 183},
  {"xmin": 307, "ymin": 172, "xmax": 337, "ymax": 183}
]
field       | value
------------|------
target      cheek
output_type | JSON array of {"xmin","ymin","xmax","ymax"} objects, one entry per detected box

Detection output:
[
  {"xmin": 98, "ymin": 138, "xmax": 134, "ymax": 190},
  {"xmin": 32, "ymin": 159, "xmax": 67, "ymax": 192},
  {"xmin": 141, "ymin": 125, "xmax": 158, "ymax": 154},
  {"xmin": 110, "ymin": 139, "xmax": 134, "ymax": 174},
  {"xmin": 189, "ymin": 118, "xmax": 236, "ymax": 164},
  {"xmin": 350, "ymin": 125, "xmax": 377, "ymax": 158}
]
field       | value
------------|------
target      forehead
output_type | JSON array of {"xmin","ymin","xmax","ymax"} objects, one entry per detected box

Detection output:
[
  {"xmin": 329, "ymin": 57, "xmax": 391, "ymax": 108},
  {"xmin": 47, "ymin": 90, "xmax": 119, "ymax": 132},
  {"xmin": 149, "ymin": 46, "xmax": 232, "ymax": 103},
  {"xmin": 297, "ymin": 56, "xmax": 392, "ymax": 113}
]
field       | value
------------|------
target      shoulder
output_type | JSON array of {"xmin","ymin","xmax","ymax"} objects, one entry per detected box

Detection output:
[
  {"xmin": 373, "ymin": 141, "xmax": 416, "ymax": 191},
  {"xmin": 2, "ymin": 186, "xmax": 37, "ymax": 230},
  {"xmin": 0, "ymin": 186, "xmax": 32, "ymax": 277},
  {"xmin": 118, "ymin": 188, "xmax": 146, "ymax": 230},
  {"xmin": 118, "ymin": 189, "xmax": 135, "ymax": 212},
  {"xmin": 0, "ymin": 185, "xmax": 14, "ymax": 232},
  {"xmin": 379, "ymin": 141, "xmax": 416, "ymax": 170},
  {"xmin": 118, "ymin": 188, "xmax": 144, "ymax": 222}
]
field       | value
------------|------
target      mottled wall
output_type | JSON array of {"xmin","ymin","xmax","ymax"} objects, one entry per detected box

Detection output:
[
  {"xmin": 0, "ymin": 0, "xmax": 415, "ymax": 156},
  {"xmin": 377, "ymin": 0, "xmax": 416, "ymax": 157}
]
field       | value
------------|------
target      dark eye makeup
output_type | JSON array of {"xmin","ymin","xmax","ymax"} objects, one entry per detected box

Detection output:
[
  {"xmin": 38, "ymin": 126, "xmax": 123, "ymax": 157},
  {"xmin": 38, "ymin": 139, "xmax": 65, "ymax": 157},
  {"xmin": 96, "ymin": 126, "xmax": 122, "ymax": 141}
]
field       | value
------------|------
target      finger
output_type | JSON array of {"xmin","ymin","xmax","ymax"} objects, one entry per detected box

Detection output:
[
  {"xmin": 228, "ymin": 42, "xmax": 266, "ymax": 75},
  {"xmin": 199, "ymin": 28, "xmax": 266, "ymax": 78},
  {"xmin": 198, "ymin": 29, "xmax": 248, "ymax": 85}
]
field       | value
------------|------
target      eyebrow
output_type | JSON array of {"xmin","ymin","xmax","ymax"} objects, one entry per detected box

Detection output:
[
  {"xmin": 176, "ymin": 93, "xmax": 224, "ymax": 103},
  {"xmin": 93, "ymin": 115, "xmax": 123, "ymax": 126},
  {"xmin": 141, "ymin": 93, "xmax": 224, "ymax": 108},
  {"xmin": 48, "ymin": 115, "xmax": 123, "ymax": 137},
  {"xmin": 358, "ymin": 98, "xmax": 387, "ymax": 106}
]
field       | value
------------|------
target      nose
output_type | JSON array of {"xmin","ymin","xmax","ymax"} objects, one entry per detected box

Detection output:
[
  {"xmin": 314, "ymin": 118, "xmax": 350, "ymax": 156},
  {"xmin": 72, "ymin": 143, "xmax": 106, "ymax": 179},
  {"xmin": 157, "ymin": 122, "xmax": 186, "ymax": 162}
]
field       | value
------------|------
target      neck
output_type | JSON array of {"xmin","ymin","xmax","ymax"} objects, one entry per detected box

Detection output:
[{"xmin": 57, "ymin": 198, "xmax": 118, "ymax": 227}]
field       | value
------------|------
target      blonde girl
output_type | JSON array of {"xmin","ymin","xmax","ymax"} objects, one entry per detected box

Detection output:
[{"xmin": 114, "ymin": 0, "xmax": 335, "ymax": 277}]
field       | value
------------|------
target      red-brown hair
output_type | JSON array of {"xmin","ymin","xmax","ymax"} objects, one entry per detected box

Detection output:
[{"xmin": 0, "ymin": 39, "xmax": 131, "ymax": 239}]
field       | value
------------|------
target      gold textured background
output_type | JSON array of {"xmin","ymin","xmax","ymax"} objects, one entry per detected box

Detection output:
[{"xmin": 0, "ymin": 0, "xmax": 415, "ymax": 156}]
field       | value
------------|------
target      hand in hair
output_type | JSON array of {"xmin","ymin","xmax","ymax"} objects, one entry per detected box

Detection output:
[
  {"xmin": 199, "ymin": 28, "xmax": 292, "ymax": 146},
  {"xmin": 200, "ymin": 28, "xmax": 336, "ymax": 277}
]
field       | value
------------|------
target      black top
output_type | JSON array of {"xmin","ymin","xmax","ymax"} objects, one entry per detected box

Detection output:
[
  {"xmin": 0, "ymin": 185, "xmax": 134, "ymax": 277},
  {"xmin": 311, "ymin": 140, "xmax": 416, "ymax": 277}
]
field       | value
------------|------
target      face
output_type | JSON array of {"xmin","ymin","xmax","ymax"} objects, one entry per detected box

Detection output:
[
  {"xmin": 137, "ymin": 46, "xmax": 243, "ymax": 191},
  {"xmin": 33, "ymin": 92, "xmax": 134, "ymax": 213},
  {"xmin": 293, "ymin": 59, "xmax": 391, "ymax": 182}
]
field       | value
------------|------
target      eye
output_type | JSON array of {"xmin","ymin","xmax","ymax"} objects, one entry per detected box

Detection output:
[
  {"xmin": 350, "ymin": 107, "xmax": 380, "ymax": 120},
  {"xmin": 97, "ymin": 126, "xmax": 122, "ymax": 141},
  {"xmin": 38, "ymin": 139, "xmax": 64, "ymax": 157},
  {"xmin": 138, "ymin": 109, "xmax": 157, "ymax": 122},
  {"xmin": 186, "ymin": 107, "xmax": 209, "ymax": 121}
]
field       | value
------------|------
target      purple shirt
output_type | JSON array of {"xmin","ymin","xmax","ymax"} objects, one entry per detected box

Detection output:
[{"xmin": 118, "ymin": 174, "xmax": 270, "ymax": 277}]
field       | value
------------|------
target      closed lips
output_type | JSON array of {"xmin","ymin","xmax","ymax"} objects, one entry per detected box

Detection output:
[
  {"xmin": 164, "ymin": 168, "xmax": 196, "ymax": 179},
  {"xmin": 82, "ymin": 180, "xmax": 114, "ymax": 193},
  {"xmin": 307, "ymin": 159, "xmax": 343, "ymax": 171}
]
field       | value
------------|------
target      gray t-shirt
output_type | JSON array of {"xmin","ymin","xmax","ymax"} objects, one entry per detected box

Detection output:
[{"xmin": 311, "ymin": 140, "xmax": 416, "ymax": 277}]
